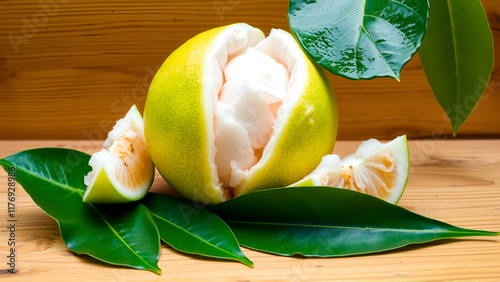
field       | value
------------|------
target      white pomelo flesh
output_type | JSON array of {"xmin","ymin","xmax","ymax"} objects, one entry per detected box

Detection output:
[
  {"xmin": 215, "ymin": 44, "xmax": 289, "ymax": 188},
  {"xmin": 214, "ymin": 102, "xmax": 258, "ymax": 186},
  {"xmin": 83, "ymin": 105, "xmax": 154, "ymax": 203},
  {"xmin": 295, "ymin": 136, "xmax": 409, "ymax": 204},
  {"xmin": 205, "ymin": 26, "xmax": 310, "ymax": 198},
  {"xmin": 218, "ymin": 80, "xmax": 277, "ymax": 149}
]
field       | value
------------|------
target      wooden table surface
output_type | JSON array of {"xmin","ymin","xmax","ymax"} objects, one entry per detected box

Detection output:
[{"xmin": 0, "ymin": 139, "xmax": 499, "ymax": 281}]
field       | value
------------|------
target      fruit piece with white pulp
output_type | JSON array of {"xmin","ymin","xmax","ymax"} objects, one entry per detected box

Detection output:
[
  {"xmin": 294, "ymin": 135, "xmax": 409, "ymax": 204},
  {"xmin": 83, "ymin": 105, "xmax": 154, "ymax": 203}
]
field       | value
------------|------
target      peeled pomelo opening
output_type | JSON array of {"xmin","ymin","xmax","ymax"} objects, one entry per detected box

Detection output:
[
  {"xmin": 84, "ymin": 106, "xmax": 153, "ymax": 199},
  {"xmin": 204, "ymin": 25, "xmax": 308, "ymax": 200}
]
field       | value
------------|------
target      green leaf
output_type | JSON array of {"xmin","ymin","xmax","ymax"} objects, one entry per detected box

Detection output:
[
  {"xmin": 141, "ymin": 193, "xmax": 253, "ymax": 267},
  {"xmin": 210, "ymin": 186, "xmax": 498, "ymax": 257},
  {"xmin": 419, "ymin": 0, "xmax": 494, "ymax": 135},
  {"xmin": 288, "ymin": 0, "xmax": 429, "ymax": 80},
  {"xmin": 0, "ymin": 148, "xmax": 161, "ymax": 273}
]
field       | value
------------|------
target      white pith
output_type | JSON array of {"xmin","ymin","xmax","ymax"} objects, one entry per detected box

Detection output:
[
  {"xmin": 204, "ymin": 24, "xmax": 308, "ymax": 199},
  {"xmin": 83, "ymin": 105, "xmax": 153, "ymax": 200},
  {"xmin": 303, "ymin": 136, "xmax": 408, "ymax": 203}
]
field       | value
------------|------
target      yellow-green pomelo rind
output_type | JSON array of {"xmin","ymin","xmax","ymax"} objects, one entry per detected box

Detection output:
[
  {"xmin": 145, "ymin": 26, "xmax": 227, "ymax": 205},
  {"xmin": 83, "ymin": 167, "xmax": 152, "ymax": 203},
  {"xmin": 237, "ymin": 57, "xmax": 337, "ymax": 195},
  {"xmin": 290, "ymin": 176, "xmax": 321, "ymax": 187},
  {"xmin": 386, "ymin": 135, "xmax": 410, "ymax": 204}
]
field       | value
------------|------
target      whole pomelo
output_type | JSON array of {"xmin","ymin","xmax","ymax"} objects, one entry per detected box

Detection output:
[{"xmin": 144, "ymin": 23, "xmax": 338, "ymax": 205}]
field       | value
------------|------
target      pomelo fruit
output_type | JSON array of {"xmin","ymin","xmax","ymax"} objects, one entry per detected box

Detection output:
[
  {"xmin": 144, "ymin": 23, "xmax": 338, "ymax": 205},
  {"xmin": 293, "ymin": 135, "xmax": 409, "ymax": 204},
  {"xmin": 83, "ymin": 105, "xmax": 155, "ymax": 203}
]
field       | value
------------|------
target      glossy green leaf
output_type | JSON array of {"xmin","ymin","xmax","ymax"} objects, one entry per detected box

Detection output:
[
  {"xmin": 141, "ymin": 193, "xmax": 253, "ymax": 267},
  {"xmin": 419, "ymin": 0, "xmax": 493, "ymax": 135},
  {"xmin": 211, "ymin": 186, "xmax": 498, "ymax": 257},
  {"xmin": 288, "ymin": 0, "xmax": 429, "ymax": 80},
  {"xmin": 0, "ymin": 148, "xmax": 161, "ymax": 273}
]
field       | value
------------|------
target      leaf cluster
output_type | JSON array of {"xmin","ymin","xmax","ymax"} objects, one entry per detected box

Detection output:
[
  {"xmin": 1, "ymin": 148, "xmax": 497, "ymax": 272},
  {"xmin": 288, "ymin": 0, "xmax": 494, "ymax": 134}
]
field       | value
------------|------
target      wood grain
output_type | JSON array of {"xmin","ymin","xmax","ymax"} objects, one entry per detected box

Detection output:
[
  {"xmin": 0, "ymin": 139, "xmax": 499, "ymax": 281},
  {"xmin": 0, "ymin": 0, "xmax": 500, "ymax": 140}
]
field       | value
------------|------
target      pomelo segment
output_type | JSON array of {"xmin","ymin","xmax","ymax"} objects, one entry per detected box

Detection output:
[
  {"xmin": 145, "ymin": 23, "xmax": 338, "ymax": 204},
  {"xmin": 83, "ymin": 105, "xmax": 154, "ymax": 203},
  {"xmin": 293, "ymin": 135, "xmax": 409, "ymax": 204}
]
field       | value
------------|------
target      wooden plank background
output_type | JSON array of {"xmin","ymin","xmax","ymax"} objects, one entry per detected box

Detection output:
[{"xmin": 0, "ymin": 0, "xmax": 499, "ymax": 140}]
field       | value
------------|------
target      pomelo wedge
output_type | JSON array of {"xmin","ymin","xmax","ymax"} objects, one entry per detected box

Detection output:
[
  {"xmin": 83, "ymin": 105, "xmax": 154, "ymax": 203},
  {"xmin": 293, "ymin": 135, "xmax": 409, "ymax": 204}
]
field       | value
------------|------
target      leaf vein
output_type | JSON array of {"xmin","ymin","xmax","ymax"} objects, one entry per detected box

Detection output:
[
  {"xmin": 386, "ymin": 0, "xmax": 425, "ymax": 24},
  {"xmin": 226, "ymin": 220, "xmax": 485, "ymax": 235},
  {"xmin": 310, "ymin": 8, "xmax": 363, "ymax": 55},
  {"xmin": 317, "ymin": 25, "xmax": 361, "ymax": 65},
  {"xmin": 90, "ymin": 203, "xmax": 158, "ymax": 271},
  {"xmin": 150, "ymin": 212, "xmax": 243, "ymax": 261},
  {"xmin": 364, "ymin": 14, "xmax": 416, "ymax": 48},
  {"xmin": 446, "ymin": 0, "xmax": 461, "ymax": 131},
  {"xmin": 6, "ymin": 163, "xmax": 84, "ymax": 196},
  {"xmin": 360, "ymin": 25, "xmax": 397, "ymax": 78}
]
